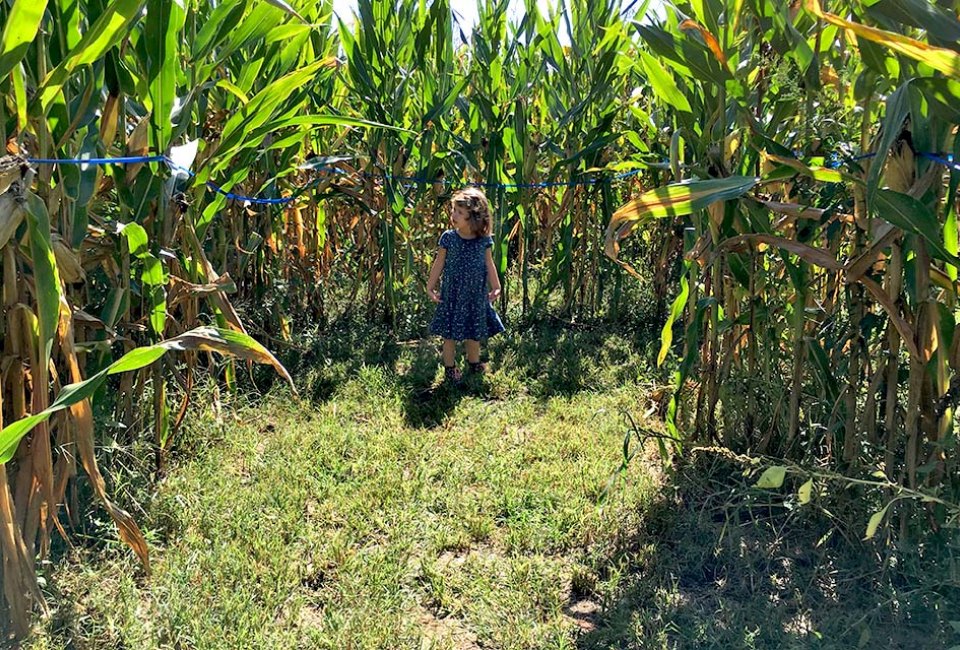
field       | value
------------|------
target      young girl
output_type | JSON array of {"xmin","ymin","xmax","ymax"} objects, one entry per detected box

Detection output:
[{"xmin": 426, "ymin": 187, "xmax": 505, "ymax": 382}]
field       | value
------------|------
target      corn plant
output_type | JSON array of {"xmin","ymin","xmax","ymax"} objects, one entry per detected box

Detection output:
[
  {"xmin": 10, "ymin": 0, "xmax": 959, "ymax": 636},
  {"xmin": 607, "ymin": 0, "xmax": 960, "ymax": 536},
  {"xmin": 0, "ymin": 0, "xmax": 375, "ymax": 633}
]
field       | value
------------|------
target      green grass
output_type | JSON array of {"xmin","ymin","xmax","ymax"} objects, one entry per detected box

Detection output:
[
  {"xmin": 24, "ymin": 325, "xmax": 661, "ymax": 649},
  {"xmin": 20, "ymin": 324, "xmax": 959, "ymax": 649}
]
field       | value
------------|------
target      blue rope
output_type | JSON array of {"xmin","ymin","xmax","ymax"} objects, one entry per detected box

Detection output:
[
  {"xmin": 27, "ymin": 155, "xmax": 166, "ymax": 165},
  {"xmin": 25, "ymin": 148, "xmax": 959, "ymax": 204},
  {"xmin": 824, "ymin": 150, "xmax": 960, "ymax": 172},
  {"xmin": 369, "ymin": 169, "xmax": 628, "ymax": 189},
  {"xmin": 824, "ymin": 152, "xmax": 876, "ymax": 169},
  {"xmin": 23, "ymin": 153, "xmax": 644, "ymax": 200},
  {"xmin": 165, "ymin": 156, "xmax": 301, "ymax": 205},
  {"xmin": 921, "ymin": 152, "xmax": 960, "ymax": 172}
]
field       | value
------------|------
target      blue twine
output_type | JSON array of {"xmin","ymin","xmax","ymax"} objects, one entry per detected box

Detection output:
[
  {"xmin": 27, "ymin": 155, "xmax": 166, "ymax": 165},
  {"xmin": 370, "ymin": 168, "xmax": 627, "ymax": 189},
  {"xmin": 23, "ymin": 153, "xmax": 643, "ymax": 199},
  {"xmin": 921, "ymin": 152, "xmax": 960, "ymax": 173},
  {"xmin": 164, "ymin": 156, "xmax": 300, "ymax": 205},
  {"xmin": 824, "ymin": 152, "xmax": 876, "ymax": 169},
  {"xmin": 26, "ymin": 148, "xmax": 959, "ymax": 204},
  {"xmin": 824, "ymin": 150, "xmax": 960, "ymax": 172}
]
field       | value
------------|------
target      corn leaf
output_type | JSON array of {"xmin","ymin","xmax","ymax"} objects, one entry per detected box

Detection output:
[
  {"xmin": 0, "ymin": 0, "xmax": 51, "ymax": 79},
  {"xmin": 865, "ymin": 0, "xmax": 960, "ymax": 46},
  {"xmin": 24, "ymin": 194, "xmax": 62, "ymax": 368},
  {"xmin": 875, "ymin": 189, "xmax": 960, "ymax": 268},
  {"xmin": 145, "ymin": 0, "xmax": 185, "ymax": 151},
  {"xmin": 806, "ymin": 0, "xmax": 960, "ymax": 81},
  {"xmin": 868, "ymin": 82, "xmax": 911, "ymax": 204},
  {"xmin": 262, "ymin": 0, "xmax": 306, "ymax": 23},
  {"xmin": 0, "ymin": 327, "xmax": 294, "ymax": 463},
  {"xmin": 36, "ymin": 0, "xmax": 146, "ymax": 114},
  {"xmin": 638, "ymin": 49, "xmax": 691, "ymax": 113}
]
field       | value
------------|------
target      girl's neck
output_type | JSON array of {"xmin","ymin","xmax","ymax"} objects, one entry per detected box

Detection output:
[{"xmin": 455, "ymin": 226, "xmax": 477, "ymax": 239}]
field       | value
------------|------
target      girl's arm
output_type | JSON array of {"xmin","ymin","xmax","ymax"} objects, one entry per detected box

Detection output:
[
  {"xmin": 426, "ymin": 249, "xmax": 446, "ymax": 302},
  {"xmin": 485, "ymin": 248, "xmax": 501, "ymax": 302}
]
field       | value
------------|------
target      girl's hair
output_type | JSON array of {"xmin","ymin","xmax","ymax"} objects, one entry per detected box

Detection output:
[{"xmin": 451, "ymin": 187, "xmax": 492, "ymax": 237}]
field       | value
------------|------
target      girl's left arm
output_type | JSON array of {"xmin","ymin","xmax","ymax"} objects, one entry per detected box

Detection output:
[{"xmin": 485, "ymin": 247, "xmax": 501, "ymax": 302}]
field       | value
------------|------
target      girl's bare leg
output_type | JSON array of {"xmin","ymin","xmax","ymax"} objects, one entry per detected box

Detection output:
[
  {"xmin": 465, "ymin": 339, "xmax": 481, "ymax": 364},
  {"xmin": 442, "ymin": 339, "xmax": 456, "ymax": 367}
]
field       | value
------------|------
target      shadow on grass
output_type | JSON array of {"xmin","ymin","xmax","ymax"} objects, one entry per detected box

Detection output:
[
  {"xmin": 276, "ymin": 315, "xmax": 661, "ymax": 425},
  {"xmin": 393, "ymin": 341, "xmax": 492, "ymax": 429},
  {"xmin": 574, "ymin": 453, "xmax": 960, "ymax": 650}
]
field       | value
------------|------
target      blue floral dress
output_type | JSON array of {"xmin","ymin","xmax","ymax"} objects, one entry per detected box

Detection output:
[{"xmin": 430, "ymin": 230, "xmax": 506, "ymax": 341}]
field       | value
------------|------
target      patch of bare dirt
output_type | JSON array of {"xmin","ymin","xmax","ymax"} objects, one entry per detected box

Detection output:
[{"xmin": 415, "ymin": 604, "xmax": 481, "ymax": 650}]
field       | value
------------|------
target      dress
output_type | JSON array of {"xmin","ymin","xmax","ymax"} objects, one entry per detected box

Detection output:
[{"xmin": 430, "ymin": 230, "xmax": 506, "ymax": 341}]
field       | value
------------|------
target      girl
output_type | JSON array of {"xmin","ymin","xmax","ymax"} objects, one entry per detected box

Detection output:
[{"xmin": 426, "ymin": 187, "xmax": 505, "ymax": 382}]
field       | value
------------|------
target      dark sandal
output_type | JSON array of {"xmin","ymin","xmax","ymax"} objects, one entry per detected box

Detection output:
[
  {"xmin": 444, "ymin": 366, "xmax": 462, "ymax": 383},
  {"xmin": 467, "ymin": 361, "xmax": 486, "ymax": 375}
]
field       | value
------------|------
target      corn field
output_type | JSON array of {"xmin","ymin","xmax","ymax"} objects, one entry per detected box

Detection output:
[{"xmin": 1, "ymin": 0, "xmax": 959, "ymax": 637}]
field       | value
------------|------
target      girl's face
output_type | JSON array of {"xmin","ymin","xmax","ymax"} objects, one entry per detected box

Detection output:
[{"xmin": 450, "ymin": 202, "xmax": 470, "ymax": 231}]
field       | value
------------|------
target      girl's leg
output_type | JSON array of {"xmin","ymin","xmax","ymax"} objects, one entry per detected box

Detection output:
[
  {"xmin": 442, "ymin": 339, "xmax": 462, "ymax": 382},
  {"xmin": 465, "ymin": 340, "xmax": 481, "ymax": 364},
  {"xmin": 442, "ymin": 339, "xmax": 456, "ymax": 367}
]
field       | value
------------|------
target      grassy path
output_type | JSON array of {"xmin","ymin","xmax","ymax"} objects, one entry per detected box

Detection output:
[
  {"xmin": 28, "ymin": 330, "xmax": 660, "ymax": 649},
  {"xmin": 23, "ymin": 326, "xmax": 955, "ymax": 649}
]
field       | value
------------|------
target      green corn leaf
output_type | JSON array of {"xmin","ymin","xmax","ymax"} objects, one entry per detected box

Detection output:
[
  {"xmin": 11, "ymin": 59, "xmax": 28, "ymax": 130},
  {"xmin": 107, "ymin": 345, "xmax": 168, "ymax": 375},
  {"xmin": 658, "ymin": 248, "xmax": 691, "ymax": 367},
  {"xmin": 149, "ymin": 287, "xmax": 166, "ymax": 336},
  {"xmin": 606, "ymin": 176, "xmax": 759, "ymax": 265},
  {"xmin": 120, "ymin": 222, "xmax": 150, "ymax": 258},
  {"xmin": 0, "ymin": 414, "xmax": 51, "ymax": 464},
  {"xmin": 141, "ymin": 255, "xmax": 166, "ymax": 286},
  {"xmin": 262, "ymin": 0, "xmax": 307, "ymax": 23},
  {"xmin": 0, "ymin": 327, "xmax": 294, "ymax": 463},
  {"xmin": 0, "ymin": 343, "xmax": 165, "ymax": 462},
  {"xmin": 193, "ymin": 0, "xmax": 249, "ymax": 63},
  {"xmin": 141, "ymin": 254, "xmax": 167, "ymax": 336},
  {"xmin": 867, "ymin": 81, "xmax": 911, "ymax": 205},
  {"xmin": 216, "ymin": 79, "xmax": 251, "ymax": 105},
  {"xmin": 875, "ymin": 189, "xmax": 960, "ymax": 267},
  {"xmin": 36, "ymin": 0, "xmax": 146, "ymax": 114},
  {"xmin": 865, "ymin": 0, "xmax": 960, "ymax": 48},
  {"xmin": 810, "ymin": 0, "xmax": 960, "ymax": 81},
  {"xmin": 423, "ymin": 77, "xmax": 468, "ymax": 125},
  {"xmin": 215, "ymin": 59, "xmax": 334, "ymax": 161},
  {"xmin": 0, "ymin": 0, "xmax": 51, "ymax": 79},
  {"xmin": 145, "ymin": 0, "xmax": 186, "ymax": 151},
  {"xmin": 24, "ymin": 194, "xmax": 62, "ymax": 368},
  {"xmin": 946, "ymin": 204, "xmax": 958, "ymax": 281},
  {"xmin": 638, "ymin": 49, "xmax": 691, "ymax": 113}
]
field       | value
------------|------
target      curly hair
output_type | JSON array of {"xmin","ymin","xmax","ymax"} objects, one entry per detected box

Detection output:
[{"xmin": 451, "ymin": 187, "xmax": 492, "ymax": 237}]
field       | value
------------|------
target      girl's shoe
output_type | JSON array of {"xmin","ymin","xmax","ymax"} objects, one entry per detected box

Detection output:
[
  {"xmin": 467, "ymin": 361, "xmax": 486, "ymax": 375},
  {"xmin": 444, "ymin": 365, "xmax": 462, "ymax": 383}
]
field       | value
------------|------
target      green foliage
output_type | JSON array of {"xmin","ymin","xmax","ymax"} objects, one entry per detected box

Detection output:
[{"xmin": 3, "ymin": 0, "xmax": 960, "ymax": 637}]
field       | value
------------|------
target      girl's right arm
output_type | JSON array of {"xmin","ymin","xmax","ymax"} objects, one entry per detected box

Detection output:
[{"xmin": 426, "ymin": 249, "xmax": 446, "ymax": 303}]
